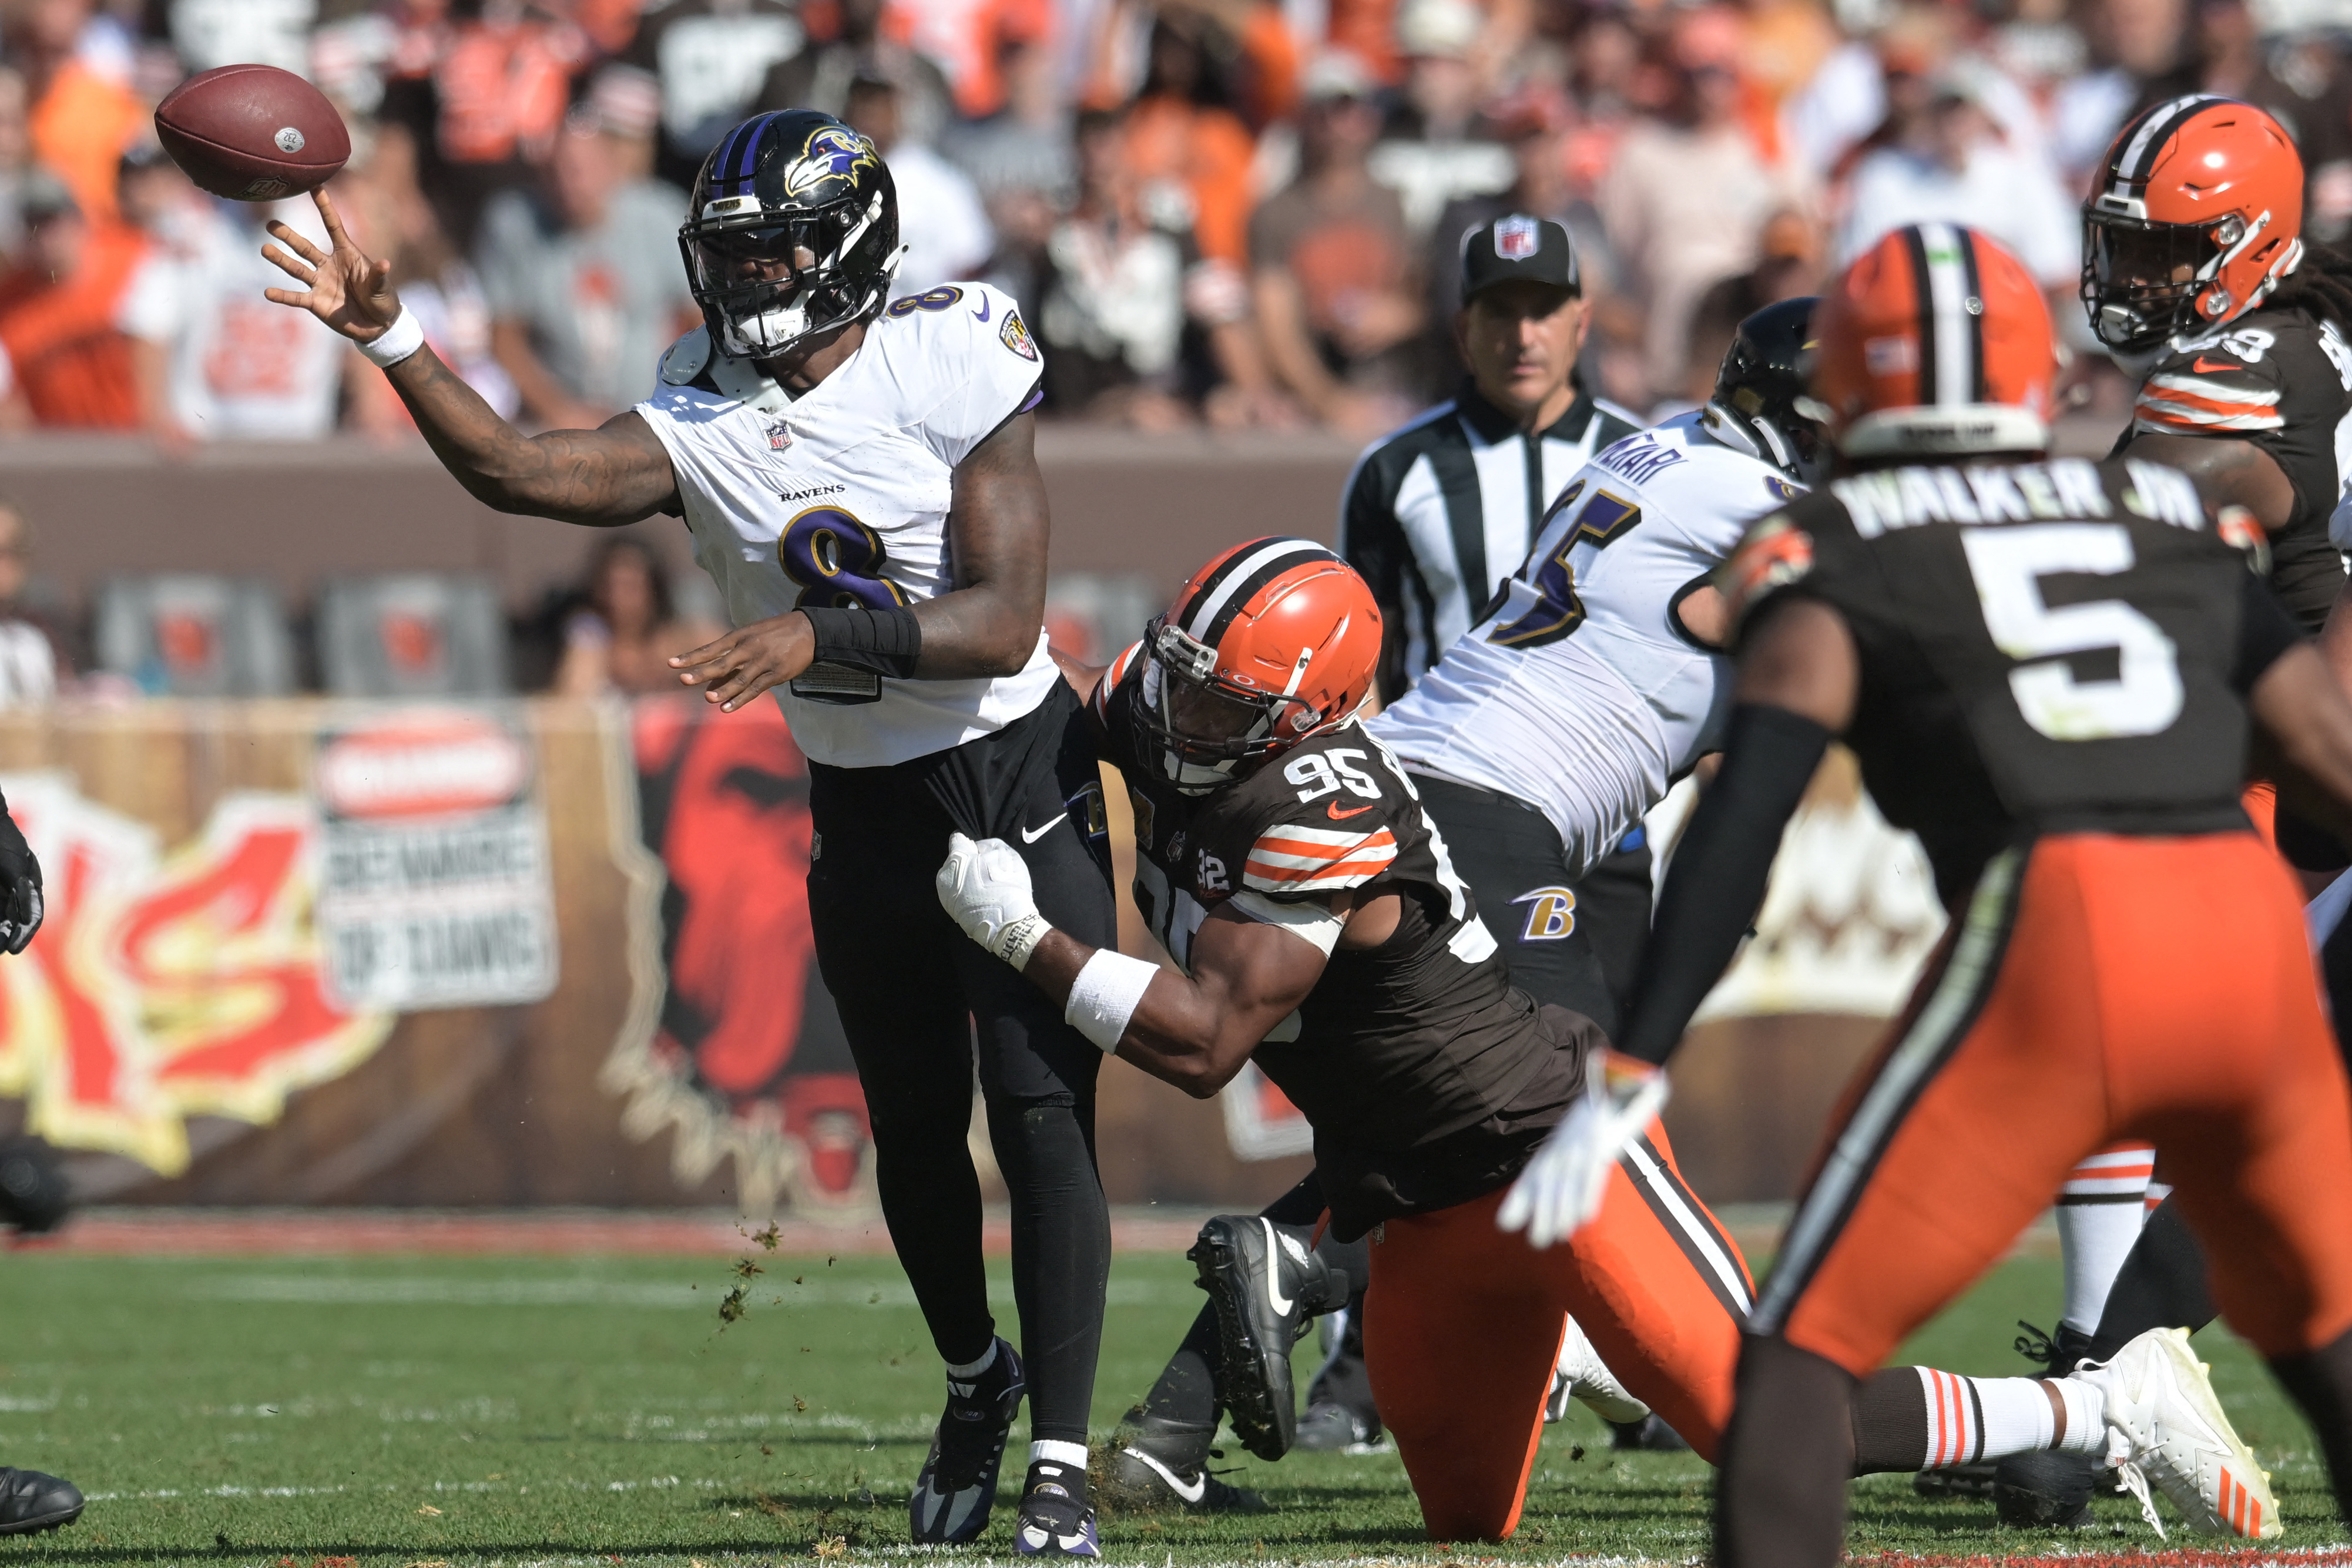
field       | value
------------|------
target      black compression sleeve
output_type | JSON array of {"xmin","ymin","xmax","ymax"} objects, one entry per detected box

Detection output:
[
  {"xmin": 1616, "ymin": 703, "xmax": 1832, "ymax": 1066},
  {"xmin": 798, "ymin": 605, "xmax": 922, "ymax": 678}
]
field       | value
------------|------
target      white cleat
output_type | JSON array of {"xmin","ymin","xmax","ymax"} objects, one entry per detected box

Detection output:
[
  {"xmin": 2072, "ymin": 1326, "xmax": 2279, "ymax": 1539},
  {"xmin": 1545, "ymin": 1313, "xmax": 1652, "ymax": 1425}
]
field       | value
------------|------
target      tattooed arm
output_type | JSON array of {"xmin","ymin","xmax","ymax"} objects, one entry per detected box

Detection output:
[{"xmin": 261, "ymin": 189, "xmax": 678, "ymax": 526}]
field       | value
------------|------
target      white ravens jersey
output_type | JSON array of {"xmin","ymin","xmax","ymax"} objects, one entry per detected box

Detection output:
[
  {"xmin": 635, "ymin": 280, "xmax": 1058, "ymax": 768},
  {"xmin": 1371, "ymin": 409, "xmax": 1803, "ymax": 878}
]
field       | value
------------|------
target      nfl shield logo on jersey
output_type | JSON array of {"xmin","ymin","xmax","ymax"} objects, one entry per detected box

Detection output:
[
  {"xmin": 1495, "ymin": 214, "xmax": 1541, "ymax": 260},
  {"xmin": 764, "ymin": 418, "xmax": 792, "ymax": 452}
]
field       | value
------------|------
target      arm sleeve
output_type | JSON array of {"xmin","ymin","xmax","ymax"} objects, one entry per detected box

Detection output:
[
  {"xmin": 1617, "ymin": 701, "xmax": 1833, "ymax": 1065},
  {"xmin": 2233, "ymin": 567, "xmax": 2307, "ymax": 695}
]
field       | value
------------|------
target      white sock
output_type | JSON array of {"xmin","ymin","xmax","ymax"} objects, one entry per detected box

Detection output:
[
  {"xmin": 1031, "ymin": 1439, "xmax": 1089, "ymax": 1469},
  {"xmin": 946, "ymin": 1342, "xmax": 999, "ymax": 1381},
  {"xmin": 2056, "ymin": 1144, "xmax": 2154, "ymax": 1335},
  {"xmin": 1916, "ymin": 1368, "xmax": 2109, "ymax": 1464},
  {"xmin": 2053, "ymin": 1374, "xmax": 2106, "ymax": 1455}
]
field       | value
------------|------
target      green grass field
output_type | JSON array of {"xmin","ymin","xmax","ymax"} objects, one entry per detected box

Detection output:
[{"xmin": 0, "ymin": 1247, "xmax": 2336, "ymax": 1566}]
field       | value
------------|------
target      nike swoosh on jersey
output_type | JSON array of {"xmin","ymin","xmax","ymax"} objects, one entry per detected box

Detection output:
[
  {"xmin": 2190, "ymin": 356, "xmax": 2240, "ymax": 374},
  {"xmin": 1327, "ymin": 801, "xmax": 1375, "ymax": 820},
  {"xmin": 1021, "ymin": 812, "xmax": 1068, "ymax": 844},
  {"xmin": 1120, "ymin": 1448, "xmax": 1206, "ymax": 1503},
  {"xmin": 1261, "ymin": 1218, "xmax": 1293, "ymax": 1314},
  {"xmin": 973, "ymin": 294, "xmax": 992, "ymax": 322}
]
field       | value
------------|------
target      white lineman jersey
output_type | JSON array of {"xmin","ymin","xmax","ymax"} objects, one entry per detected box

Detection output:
[
  {"xmin": 636, "ymin": 280, "xmax": 1057, "ymax": 768},
  {"xmin": 1371, "ymin": 409, "xmax": 1804, "ymax": 879}
]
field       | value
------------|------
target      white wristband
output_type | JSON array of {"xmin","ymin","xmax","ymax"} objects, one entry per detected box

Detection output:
[
  {"xmin": 358, "ymin": 305, "xmax": 425, "ymax": 369},
  {"xmin": 1064, "ymin": 948, "xmax": 1159, "ymax": 1052}
]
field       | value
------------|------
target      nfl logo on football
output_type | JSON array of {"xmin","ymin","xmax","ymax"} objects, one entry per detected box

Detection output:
[{"xmin": 1495, "ymin": 214, "xmax": 1540, "ymax": 260}]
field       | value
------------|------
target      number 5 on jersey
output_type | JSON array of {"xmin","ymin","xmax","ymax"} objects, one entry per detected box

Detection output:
[
  {"xmin": 1960, "ymin": 522, "xmax": 2184, "ymax": 741},
  {"xmin": 776, "ymin": 505, "xmax": 910, "ymax": 610}
]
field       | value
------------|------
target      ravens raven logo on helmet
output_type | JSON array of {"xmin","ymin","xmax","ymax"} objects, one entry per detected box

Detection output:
[{"xmin": 786, "ymin": 125, "xmax": 880, "ymax": 200}]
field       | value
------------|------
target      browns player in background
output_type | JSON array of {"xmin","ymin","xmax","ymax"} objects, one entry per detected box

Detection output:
[
  {"xmin": 1503, "ymin": 221, "xmax": 2352, "ymax": 1565},
  {"xmin": 1975, "ymin": 93, "xmax": 2352, "ymax": 1525}
]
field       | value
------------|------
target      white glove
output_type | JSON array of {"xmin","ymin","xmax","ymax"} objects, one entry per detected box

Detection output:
[
  {"xmin": 935, "ymin": 832, "xmax": 1051, "ymax": 971},
  {"xmin": 1498, "ymin": 1049, "xmax": 1671, "ymax": 1249}
]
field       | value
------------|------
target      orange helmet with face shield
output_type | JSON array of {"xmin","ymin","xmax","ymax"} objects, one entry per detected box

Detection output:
[
  {"xmin": 2082, "ymin": 95, "xmax": 2304, "ymax": 355},
  {"xmin": 1810, "ymin": 223, "xmax": 2055, "ymax": 458},
  {"xmin": 1132, "ymin": 538, "xmax": 1382, "ymax": 793}
]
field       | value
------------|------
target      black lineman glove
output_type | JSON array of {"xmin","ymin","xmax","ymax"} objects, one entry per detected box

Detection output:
[{"xmin": 0, "ymin": 804, "xmax": 43, "ymax": 955}]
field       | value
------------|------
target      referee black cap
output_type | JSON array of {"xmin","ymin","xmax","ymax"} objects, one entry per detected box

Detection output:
[{"xmin": 1459, "ymin": 214, "xmax": 1579, "ymax": 304}]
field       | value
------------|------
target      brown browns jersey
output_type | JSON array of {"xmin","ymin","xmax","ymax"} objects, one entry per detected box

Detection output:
[
  {"xmin": 1720, "ymin": 455, "xmax": 2304, "ymax": 904},
  {"xmin": 1093, "ymin": 646, "xmax": 1589, "ymax": 1240},
  {"xmin": 2118, "ymin": 303, "xmax": 2352, "ymax": 630}
]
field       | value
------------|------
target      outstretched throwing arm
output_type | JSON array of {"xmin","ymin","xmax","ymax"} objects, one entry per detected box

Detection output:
[{"xmin": 262, "ymin": 189, "xmax": 679, "ymax": 526}]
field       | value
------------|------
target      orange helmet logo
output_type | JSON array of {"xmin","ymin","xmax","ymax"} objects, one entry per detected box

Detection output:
[
  {"xmin": 1811, "ymin": 224, "xmax": 2054, "ymax": 459},
  {"xmin": 2082, "ymin": 95, "xmax": 2303, "ymax": 352}
]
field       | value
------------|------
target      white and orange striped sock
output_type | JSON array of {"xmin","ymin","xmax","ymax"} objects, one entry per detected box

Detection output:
[
  {"xmin": 1916, "ymin": 1368, "xmax": 2106, "ymax": 1465},
  {"xmin": 2057, "ymin": 1144, "xmax": 2155, "ymax": 1336}
]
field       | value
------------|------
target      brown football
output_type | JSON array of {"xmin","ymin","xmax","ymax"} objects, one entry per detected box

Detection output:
[{"xmin": 153, "ymin": 64, "xmax": 350, "ymax": 202}]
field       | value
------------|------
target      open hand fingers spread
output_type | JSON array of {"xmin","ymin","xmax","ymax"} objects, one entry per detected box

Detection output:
[
  {"xmin": 260, "ymin": 242, "xmax": 317, "ymax": 285},
  {"xmin": 264, "ymin": 219, "xmax": 327, "ymax": 268},
  {"xmin": 314, "ymin": 186, "xmax": 358, "ymax": 251}
]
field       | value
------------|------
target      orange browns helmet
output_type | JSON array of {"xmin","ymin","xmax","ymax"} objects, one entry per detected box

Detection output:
[
  {"xmin": 2082, "ymin": 95, "xmax": 2303, "ymax": 355},
  {"xmin": 1810, "ymin": 223, "xmax": 2055, "ymax": 459},
  {"xmin": 1130, "ymin": 538, "xmax": 1382, "ymax": 793}
]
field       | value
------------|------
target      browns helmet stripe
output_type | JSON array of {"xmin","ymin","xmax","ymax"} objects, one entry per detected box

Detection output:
[
  {"xmin": 1178, "ymin": 538, "xmax": 1336, "ymax": 645},
  {"xmin": 1904, "ymin": 223, "xmax": 1981, "ymax": 411},
  {"xmin": 2106, "ymin": 95, "xmax": 2224, "ymax": 200}
]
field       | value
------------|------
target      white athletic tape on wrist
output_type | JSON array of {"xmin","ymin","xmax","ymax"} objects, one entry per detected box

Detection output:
[
  {"xmin": 1064, "ymin": 948, "xmax": 1157, "ymax": 1051},
  {"xmin": 995, "ymin": 913, "xmax": 1049, "ymax": 972},
  {"xmin": 359, "ymin": 305, "xmax": 425, "ymax": 368}
]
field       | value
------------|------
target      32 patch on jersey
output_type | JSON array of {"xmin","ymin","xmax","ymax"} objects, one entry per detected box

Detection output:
[{"xmin": 999, "ymin": 309, "xmax": 1039, "ymax": 361}]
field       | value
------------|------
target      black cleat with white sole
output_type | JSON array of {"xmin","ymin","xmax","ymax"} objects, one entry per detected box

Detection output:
[
  {"xmin": 0, "ymin": 1469, "xmax": 80, "ymax": 1535},
  {"xmin": 909, "ymin": 1337, "xmax": 1025, "ymax": 1545},
  {"xmin": 1188, "ymin": 1214, "xmax": 1347, "ymax": 1462},
  {"xmin": 1106, "ymin": 1413, "xmax": 1267, "ymax": 1513}
]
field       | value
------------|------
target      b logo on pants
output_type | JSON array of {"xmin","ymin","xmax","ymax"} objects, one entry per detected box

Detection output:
[{"xmin": 1511, "ymin": 887, "xmax": 1576, "ymax": 941}]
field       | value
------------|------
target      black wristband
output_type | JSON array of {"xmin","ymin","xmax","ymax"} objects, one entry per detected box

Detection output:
[
  {"xmin": 798, "ymin": 606, "xmax": 922, "ymax": 679},
  {"xmin": 1618, "ymin": 703, "xmax": 1833, "ymax": 1066}
]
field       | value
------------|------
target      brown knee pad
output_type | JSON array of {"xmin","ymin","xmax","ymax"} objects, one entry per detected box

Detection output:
[{"xmin": 1718, "ymin": 1334, "xmax": 1858, "ymax": 1568}]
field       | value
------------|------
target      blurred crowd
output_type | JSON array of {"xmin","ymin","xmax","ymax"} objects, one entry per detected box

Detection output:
[{"xmin": 0, "ymin": 0, "xmax": 2335, "ymax": 439}]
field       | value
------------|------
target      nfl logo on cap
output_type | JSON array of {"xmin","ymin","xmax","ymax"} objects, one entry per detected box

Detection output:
[{"xmin": 1495, "ymin": 215, "xmax": 1541, "ymax": 260}]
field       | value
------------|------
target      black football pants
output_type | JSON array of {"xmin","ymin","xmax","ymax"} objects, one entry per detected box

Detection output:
[{"xmin": 806, "ymin": 680, "xmax": 1117, "ymax": 1447}]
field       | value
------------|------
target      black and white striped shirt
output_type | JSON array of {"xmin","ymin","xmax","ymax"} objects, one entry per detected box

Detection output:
[{"xmin": 1337, "ymin": 380, "xmax": 1643, "ymax": 701}]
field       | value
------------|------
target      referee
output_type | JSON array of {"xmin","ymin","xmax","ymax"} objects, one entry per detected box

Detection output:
[
  {"xmin": 1336, "ymin": 213, "xmax": 1651, "ymax": 1005},
  {"xmin": 1283, "ymin": 214, "xmax": 1663, "ymax": 1456}
]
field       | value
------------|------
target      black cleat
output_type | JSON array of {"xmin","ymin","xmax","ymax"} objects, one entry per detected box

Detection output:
[
  {"xmin": 1914, "ymin": 1462, "xmax": 1999, "ymax": 1499},
  {"xmin": 909, "ymin": 1337, "xmax": 1024, "ymax": 1545},
  {"xmin": 1993, "ymin": 1449, "xmax": 2097, "ymax": 1528},
  {"xmin": 1609, "ymin": 1414, "xmax": 1690, "ymax": 1452},
  {"xmin": 0, "ymin": 1469, "xmax": 80, "ymax": 1535},
  {"xmin": 1187, "ymin": 1216, "xmax": 1346, "ymax": 1462},
  {"xmin": 1105, "ymin": 1413, "xmax": 1267, "ymax": 1513},
  {"xmin": 1292, "ymin": 1399, "xmax": 1380, "ymax": 1452},
  {"xmin": 1014, "ymin": 1459, "xmax": 1100, "ymax": 1557}
]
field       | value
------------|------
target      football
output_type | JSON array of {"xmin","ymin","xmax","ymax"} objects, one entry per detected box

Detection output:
[{"xmin": 153, "ymin": 63, "xmax": 350, "ymax": 202}]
